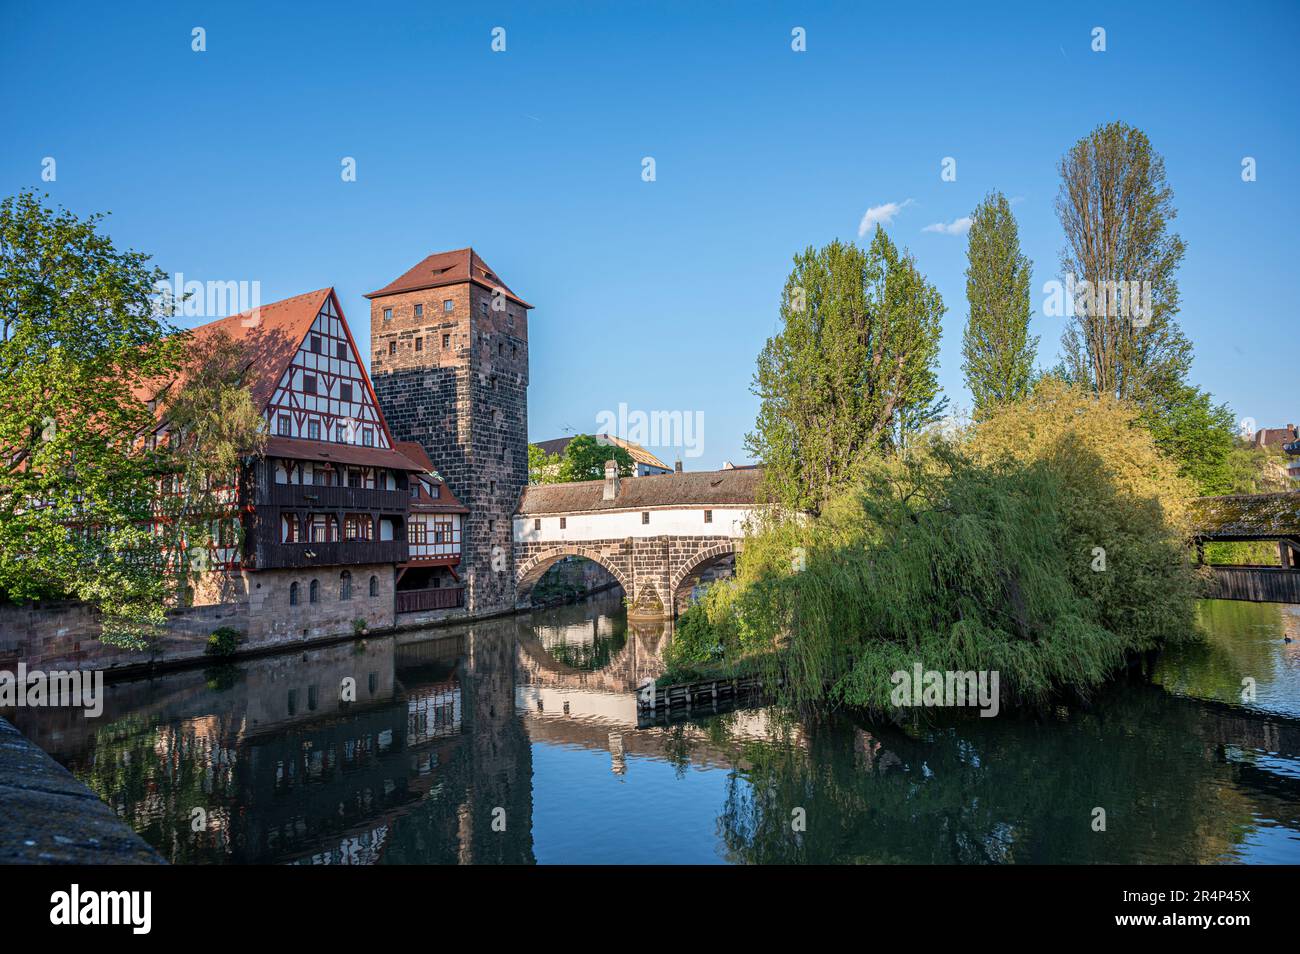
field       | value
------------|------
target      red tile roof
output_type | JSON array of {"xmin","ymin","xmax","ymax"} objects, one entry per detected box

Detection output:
[
  {"xmin": 265, "ymin": 435, "xmax": 423, "ymax": 472},
  {"xmin": 397, "ymin": 441, "xmax": 469, "ymax": 513},
  {"xmin": 365, "ymin": 248, "xmax": 532, "ymax": 308},
  {"xmin": 141, "ymin": 288, "xmax": 332, "ymax": 412}
]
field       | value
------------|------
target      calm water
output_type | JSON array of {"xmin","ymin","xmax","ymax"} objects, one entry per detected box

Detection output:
[{"xmin": 9, "ymin": 593, "xmax": 1300, "ymax": 864}]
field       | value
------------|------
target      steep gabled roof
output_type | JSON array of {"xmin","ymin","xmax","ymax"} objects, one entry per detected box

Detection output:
[{"xmin": 364, "ymin": 248, "xmax": 532, "ymax": 308}]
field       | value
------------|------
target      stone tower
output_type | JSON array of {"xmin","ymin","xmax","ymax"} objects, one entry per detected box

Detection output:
[{"xmin": 366, "ymin": 249, "xmax": 531, "ymax": 615}]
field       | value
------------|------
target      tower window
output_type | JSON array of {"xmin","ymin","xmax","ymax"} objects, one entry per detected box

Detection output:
[
  {"xmin": 704, "ymin": 510, "xmax": 713, "ymax": 523},
  {"xmin": 488, "ymin": 519, "xmax": 495, "ymax": 532},
  {"xmin": 480, "ymin": 301, "xmax": 488, "ymax": 315},
  {"xmin": 490, "ymin": 480, "xmax": 496, "ymax": 495},
  {"xmin": 388, "ymin": 341, "xmax": 396, "ymax": 355},
  {"xmin": 560, "ymin": 517, "xmax": 566, "ymax": 529},
  {"xmin": 443, "ymin": 299, "xmax": 453, "ymax": 313},
  {"xmin": 383, "ymin": 307, "xmax": 392, "ymax": 321},
  {"xmin": 442, "ymin": 334, "xmax": 450, "ymax": 349},
  {"xmin": 414, "ymin": 303, "xmax": 423, "ymax": 318},
  {"xmin": 415, "ymin": 337, "xmax": 423, "ymax": 352},
  {"xmin": 498, "ymin": 343, "xmax": 504, "ymax": 355},
  {"xmin": 642, "ymin": 512, "xmax": 650, "ymax": 524},
  {"xmin": 534, "ymin": 518, "xmax": 541, "ymax": 531}
]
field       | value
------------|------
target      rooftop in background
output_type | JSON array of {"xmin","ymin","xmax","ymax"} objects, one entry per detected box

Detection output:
[
  {"xmin": 534, "ymin": 434, "xmax": 670, "ymax": 472},
  {"xmin": 364, "ymin": 247, "xmax": 532, "ymax": 308},
  {"xmin": 1190, "ymin": 492, "xmax": 1300, "ymax": 542},
  {"xmin": 518, "ymin": 465, "xmax": 764, "ymax": 515}
]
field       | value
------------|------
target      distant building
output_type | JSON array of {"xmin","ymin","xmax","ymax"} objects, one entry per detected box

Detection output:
[
  {"xmin": 534, "ymin": 434, "xmax": 672, "ymax": 477},
  {"xmin": 1254, "ymin": 423, "xmax": 1297, "ymax": 450}
]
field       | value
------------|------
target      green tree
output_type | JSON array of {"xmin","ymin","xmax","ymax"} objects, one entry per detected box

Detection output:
[
  {"xmin": 1056, "ymin": 121, "xmax": 1191, "ymax": 408},
  {"xmin": 746, "ymin": 229, "xmax": 946, "ymax": 513},
  {"xmin": 527, "ymin": 443, "xmax": 562, "ymax": 484},
  {"xmin": 558, "ymin": 434, "xmax": 634, "ymax": 482},
  {"xmin": 962, "ymin": 191, "xmax": 1036, "ymax": 417},
  {"xmin": 0, "ymin": 190, "xmax": 262, "ymax": 646},
  {"xmin": 1138, "ymin": 383, "xmax": 1237, "ymax": 496}
]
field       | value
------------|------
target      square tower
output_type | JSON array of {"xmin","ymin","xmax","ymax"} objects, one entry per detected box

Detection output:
[{"xmin": 366, "ymin": 249, "xmax": 531, "ymax": 615}]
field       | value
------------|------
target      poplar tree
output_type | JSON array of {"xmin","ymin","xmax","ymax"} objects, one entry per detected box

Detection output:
[
  {"xmin": 746, "ymin": 229, "xmax": 946, "ymax": 513},
  {"xmin": 962, "ymin": 191, "xmax": 1036, "ymax": 417},
  {"xmin": 1056, "ymin": 121, "xmax": 1191, "ymax": 407}
]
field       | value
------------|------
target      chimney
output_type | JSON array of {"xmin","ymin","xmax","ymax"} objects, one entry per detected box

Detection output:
[
  {"xmin": 603, "ymin": 459, "xmax": 620, "ymax": 500},
  {"xmin": 674, "ymin": 460, "xmax": 682, "ymax": 474}
]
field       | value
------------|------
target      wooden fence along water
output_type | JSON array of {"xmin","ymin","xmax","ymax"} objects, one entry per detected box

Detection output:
[{"xmin": 636, "ymin": 674, "xmax": 770, "ymax": 726}]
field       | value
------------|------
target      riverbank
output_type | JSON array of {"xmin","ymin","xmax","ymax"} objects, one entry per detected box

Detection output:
[{"xmin": 0, "ymin": 717, "xmax": 162, "ymax": 864}]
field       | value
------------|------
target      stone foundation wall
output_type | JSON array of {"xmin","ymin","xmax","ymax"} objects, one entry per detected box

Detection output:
[{"xmin": 0, "ymin": 564, "xmax": 397, "ymax": 673}]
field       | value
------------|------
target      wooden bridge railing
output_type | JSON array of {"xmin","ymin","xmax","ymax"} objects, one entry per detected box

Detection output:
[{"xmin": 1204, "ymin": 565, "xmax": 1300, "ymax": 604}]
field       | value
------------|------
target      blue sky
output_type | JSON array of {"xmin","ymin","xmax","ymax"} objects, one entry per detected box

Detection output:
[{"xmin": 3, "ymin": 1, "xmax": 1297, "ymax": 469}]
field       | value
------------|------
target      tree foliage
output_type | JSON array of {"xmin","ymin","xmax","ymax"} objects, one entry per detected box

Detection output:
[
  {"xmin": 1056, "ymin": 121, "xmax": 1191, "ymax": 407},
  {"xmin": 962, "ymin": 191, "xmax": 1037, "ymax": 417},
  {"xmin": 746, "ymin": 230, "xmax": 946, "ymax": 514},
  {"xmin": 528, "ymin": 436, "xmax": 635, "ymax": 484},
  {"xmin": 0, "ymin": 190, "xmax": 263, "ymax": 647}
]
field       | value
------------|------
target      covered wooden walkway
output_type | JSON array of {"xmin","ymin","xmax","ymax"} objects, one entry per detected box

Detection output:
[{"xmin": 1189, "ymin": 492, "xmax": 1300, "ymax": 603}]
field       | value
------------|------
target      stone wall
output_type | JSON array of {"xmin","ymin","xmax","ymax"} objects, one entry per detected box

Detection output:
[{"xmin": 0, "ymin": 564, "xmax": 397, "ymax": 673}]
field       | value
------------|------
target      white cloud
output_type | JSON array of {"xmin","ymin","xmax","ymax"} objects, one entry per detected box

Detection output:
[
  {"xmin": 857, "ymin": 199, "xmax": 913, "ymax": 237},
  {"xmin": 922, "ymin": 216, "xmax": 972, "ymax": 236}
]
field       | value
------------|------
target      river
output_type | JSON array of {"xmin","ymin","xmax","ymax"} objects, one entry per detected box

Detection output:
[{"xmin": 8, "ymin": 592, "xmax": 1300, "ymax": 864}]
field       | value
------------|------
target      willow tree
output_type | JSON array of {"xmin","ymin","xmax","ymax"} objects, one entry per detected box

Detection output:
[
  {"xmin": 746, "ymin": 229, "xmax": 946, "ymax": 513},
  {"xmin": 962, "ymin": 191, "xmax": 1036, "ymax": 417},
  {"xmin": 1056, "ymin": 122, "xmax": 1191, "ymax": 407}
]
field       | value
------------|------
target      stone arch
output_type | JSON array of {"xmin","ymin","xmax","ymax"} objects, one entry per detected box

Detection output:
[
  {"xmin": 515, "ymin": 545, "xmax": 631, "ymax": 608},
  {"xmin": 668, "ymin": 541, "xmax": 740, "ymax": 616}
]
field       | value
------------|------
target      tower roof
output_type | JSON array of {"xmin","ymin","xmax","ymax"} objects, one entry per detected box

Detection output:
[{"xmin": 365, "ymin": 247, "xmax": 532, "ymax": 307}]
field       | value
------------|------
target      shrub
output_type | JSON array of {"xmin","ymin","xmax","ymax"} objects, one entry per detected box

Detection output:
[{"xmin": 205, "ymin": 626, "xmax": 241, "ymax": 657}]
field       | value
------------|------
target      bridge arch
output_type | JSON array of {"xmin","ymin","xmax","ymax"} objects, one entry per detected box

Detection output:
[
  {"xmin": 667, "ymin": 540, "xmax": 740, "ymax": 616},
  {"xmin": 515, "ymin": 545, "xmax": 631, "ymax": 608}
]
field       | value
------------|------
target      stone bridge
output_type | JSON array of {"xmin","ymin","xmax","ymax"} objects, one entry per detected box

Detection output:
[{"xmin": 512, "ymin": 463, "xmax": 762, "ymax": 618}]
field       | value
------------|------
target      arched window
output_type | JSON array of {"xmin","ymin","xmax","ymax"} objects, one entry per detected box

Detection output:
[
  {"xmin": 289, "ymin": 581, "xmax": 299, "ymax": 606},
  {"xmin": 340, "ymin": 571, "xmax": 352, "ymax": 601},
  {"xmin": 309, "ymin": 579, "xmax": 320, "ymax": 603},
  {"xmin": 369, "ymin": 575, "xmax": 379, "ymax": 598}
]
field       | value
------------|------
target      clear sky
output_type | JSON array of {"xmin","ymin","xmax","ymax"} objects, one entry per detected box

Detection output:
[{"xmin": 3, "ymin": 1, "xmax": 1296, "ymax": 470}]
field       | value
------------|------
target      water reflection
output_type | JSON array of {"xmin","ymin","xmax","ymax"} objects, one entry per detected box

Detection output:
[{"xmin": 8, "ymin": 592, "xmax": 1300, "ymax": 864}]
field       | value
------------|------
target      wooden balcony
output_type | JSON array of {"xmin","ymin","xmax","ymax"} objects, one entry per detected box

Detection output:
[
  {"xmin": 257, "ymin": 539, "xmax": 408, "ymax": 569},
  {"xmin": 396, "ymin": 587, "xmax": 465, "ymax": 614},
  {"xmin": 261, "ymin": 482, "xmax": 409, "ymax": 512}
]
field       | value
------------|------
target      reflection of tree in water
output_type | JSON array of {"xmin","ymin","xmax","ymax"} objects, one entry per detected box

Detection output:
[
  {"xmin": 1156, "ymin": 600, "xmax": 1289, "ymax": 712},
  {"xmin": 717, "ymin": 686, "xmax": 1263, "ymax": 864},
  {"xmin": 543, "ymin": 626, "xmax": 628, "ymax": 672}
]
